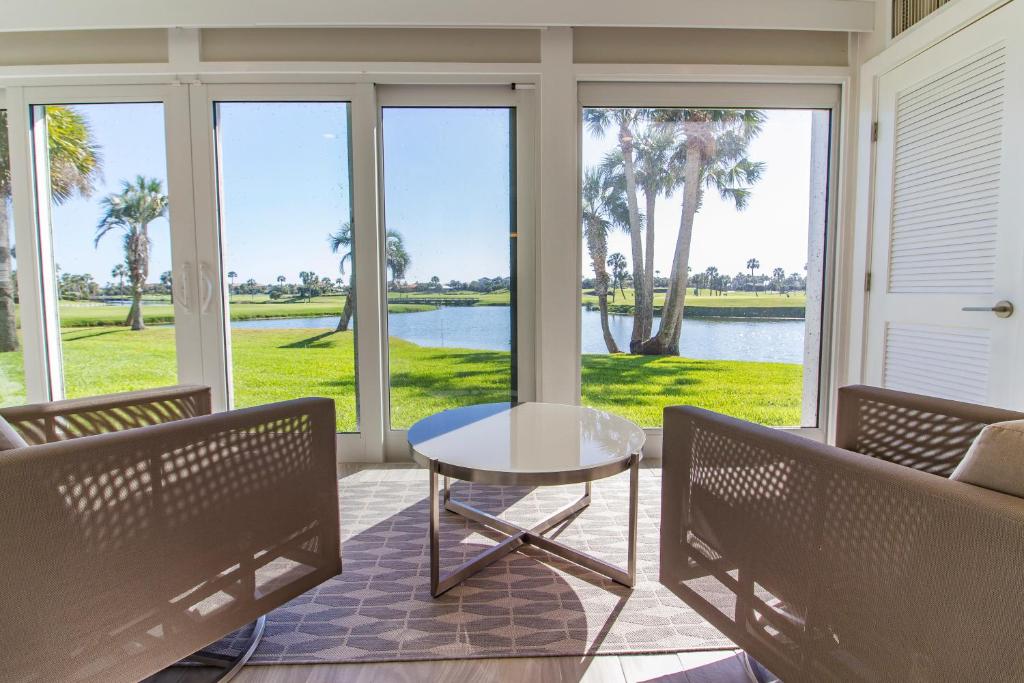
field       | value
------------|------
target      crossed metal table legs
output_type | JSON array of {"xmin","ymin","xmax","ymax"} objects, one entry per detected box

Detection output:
[{"xmin": 428, "ymin": 455, "xmax": 640, "ymax": 598}]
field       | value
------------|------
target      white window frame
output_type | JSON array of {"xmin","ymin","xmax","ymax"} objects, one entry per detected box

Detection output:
[
  {"xmin": 375, "ymin": 85, "xmax": 537, "ymax": 460},
  {"xmin": 576, "ymin": 81, "xmax": 842, "ymax": 443},
  {"xmin": 5, "ymin": 84, "xmax": 201, "ymax": 402}
]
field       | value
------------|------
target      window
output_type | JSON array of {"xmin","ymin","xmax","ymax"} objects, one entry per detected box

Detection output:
[
  {"xmin": 0, "ymin": 109, "xmax": 26, "ymax": 406},
  {"xmin": 32, "ymin": 102, "xmax": 178, "ymax": 399},
  {"xmin": 381, "ymin": 106, "xmax": 517, "ymax": 429},
  {"xmin": 580, "ymin": 104, "xmax": 832, "ymax": 428},
  {"xmin": 213, "ymin": 101, "xmax": 359, "ymax": 431}
]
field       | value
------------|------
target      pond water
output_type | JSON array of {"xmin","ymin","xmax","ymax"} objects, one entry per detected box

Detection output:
[{"xmin": 233, "ymin": 305, "xmax": 805, "ymax": 364}]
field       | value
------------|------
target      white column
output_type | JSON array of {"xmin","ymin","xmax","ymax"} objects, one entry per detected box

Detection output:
[
  {"xmin": 803, "ymin": 110, "xmax": 830, "ymax": 427},
  {"xmin": 535, "ymin": 28, "xmax": 580, "ymax": 405},
  {"xmin": 350, "ymin": 83, "xmax": 386, "ymax": 462}
]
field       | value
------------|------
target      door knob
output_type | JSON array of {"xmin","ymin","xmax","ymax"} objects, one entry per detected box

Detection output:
[{"xmin": 962, "ymin": 300, "xmax": 1014, "ymax": 318}]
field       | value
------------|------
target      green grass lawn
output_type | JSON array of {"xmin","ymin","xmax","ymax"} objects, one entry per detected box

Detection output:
[{"xmin": 0, "ymin": 325, "xmax": 802, "ymax": 430}]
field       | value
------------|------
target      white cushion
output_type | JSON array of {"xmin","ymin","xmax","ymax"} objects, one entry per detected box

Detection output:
[
  {"xmin": 0, "ymin": 415, "xmax": 28, "ymax": 451},
  {"xmin": 950, "ymin": 419, "xmax": 1024, "ymax": 498}
]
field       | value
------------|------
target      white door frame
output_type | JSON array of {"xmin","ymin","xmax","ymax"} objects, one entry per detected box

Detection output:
[
  {"xmin": 577, "ymin": 81, "xmax": 843, "ymax": 442},
  {"xmin": 5, "ymin": 84, "xmax": 200, "ymax": 402},
  {"xmin": 375, "ymin": 85, "xmax": 537, "ymax": 460}
]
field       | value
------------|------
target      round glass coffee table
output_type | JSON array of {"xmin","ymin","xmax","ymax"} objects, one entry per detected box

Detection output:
[{"xmin": 408, "ymin": 402, "xmax": 645, "ymax": 598}]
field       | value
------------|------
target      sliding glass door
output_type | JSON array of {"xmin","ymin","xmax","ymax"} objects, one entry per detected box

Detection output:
[
  {"xmin": 378, "ymin": 88, "xmax": 527, "ymax": 432},
  {"xmin": 210, "ymin": 99, "xmax": 360, "ymax": 432},
  {"xmin": 7, "ymin": 83, "xmax": 533, "ymax": 455},
  {"xmin": 22, "ymin": 86, "xmax": 200, "ymax": 402}
]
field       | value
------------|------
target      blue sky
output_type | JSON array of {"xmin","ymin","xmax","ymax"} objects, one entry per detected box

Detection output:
[
  {"xmin": 46, "ymin": 102, "xmax": 812, "ymax": 288},
  {"xmin": 48, "ymin": 102, "xmax": 512, "ymax": 286}
]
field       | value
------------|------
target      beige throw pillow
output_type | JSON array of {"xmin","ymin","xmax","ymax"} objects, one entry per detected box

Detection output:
[
  {"xmin": 950, "ymin": 420, "xmax": 1024, "ymax": 498},
  {"xmin": 0, "ymin": 415, "xmax": 28, "ymax": 451}
]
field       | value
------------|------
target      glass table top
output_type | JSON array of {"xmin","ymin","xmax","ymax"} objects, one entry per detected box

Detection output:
[{"xmin": 407, "ymin": 402, "xmax": 645, "ymax": 475}]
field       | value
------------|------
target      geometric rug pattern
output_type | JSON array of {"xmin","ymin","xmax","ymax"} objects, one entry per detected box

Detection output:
[{"xmin": 215, "ymin": 467, "xmax": 733, "ymax": 663}]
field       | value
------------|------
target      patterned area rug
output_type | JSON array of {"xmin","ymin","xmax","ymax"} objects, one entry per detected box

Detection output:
[{"xmin": 218, "ymin": 467, "xmax": 732, "ymax": 663}]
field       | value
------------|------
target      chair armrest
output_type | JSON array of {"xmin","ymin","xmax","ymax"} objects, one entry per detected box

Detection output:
[
  {"xmin": 0, "ymin": 384, "xmax": 212, "ymax": 445},
  {"xmin": 660, "ymin": 404, "xmax": 1024, "ymax": 681},
  {"xmin": 0, "ymin": 396, "xmax": 339, "ymax": 683},
  {"xmin": 835, "ymin": 384, "xmax": 1024, "ymax": 476}
]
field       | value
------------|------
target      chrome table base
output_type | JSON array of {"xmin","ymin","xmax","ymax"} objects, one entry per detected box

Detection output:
[{"xmin": 428, "ymin": 454, "xmax": 640, "ymax": 598}]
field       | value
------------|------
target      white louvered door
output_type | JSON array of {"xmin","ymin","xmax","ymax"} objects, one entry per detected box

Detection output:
[{"xmin": 864, "ymin": 0, "xmax": 1024, "ymax": 409}]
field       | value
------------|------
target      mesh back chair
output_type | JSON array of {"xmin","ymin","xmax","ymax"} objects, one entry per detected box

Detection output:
[
  {"xmin": 0, "ymin": 386, "xmax": 340, "ymax": 683},
  {"xmin": 661, "ymin": 385, "xmax": 1024, "ymax": 682}
]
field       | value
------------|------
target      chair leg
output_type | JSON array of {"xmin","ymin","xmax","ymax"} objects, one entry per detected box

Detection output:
[
  {"xmin": 148, "ymin": 615, "xmax": 266, "ymax": 683},
  {"xmin": 740, "ymin": 650, "xmax": 781, "ymax": 683}
]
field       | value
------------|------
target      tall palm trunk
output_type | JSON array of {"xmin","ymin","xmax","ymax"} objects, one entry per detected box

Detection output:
[
  {"xmin": 618, "ymin": 119, "xmax": 647, "ymax": 353},
  {"xmin": 639, "ymin": 139, "xmax": 701, "ymax": 356},
  {"xmin": 642, "ymin": 190, "xmax": 657, "ymax": 340},
  {"xmin": 125, "ymin": 226, "xmax": 149, "ymax": 331},
  {"xmin": 0, "ymin": 199, "xmax": 17, "ymax": 352},
  {"xmin": 336, "ymin": 277, "xmax": 354, "ymax": 332},
  {"xmin": 585, "ymin": 219, "xmax": 619, "ymax": 354}
]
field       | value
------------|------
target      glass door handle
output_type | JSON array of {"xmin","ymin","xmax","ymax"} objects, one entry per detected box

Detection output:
[
  {"xmin": 199, "ymin": 263, "xmax": 215, "ymax": 314},
  {"xmin": 177, "ymin": 263, "xmax": 194, "ymax": 314},
  {"xmin": 962, "ymin": 300, "xmax": 1014, "ymax": 318}
]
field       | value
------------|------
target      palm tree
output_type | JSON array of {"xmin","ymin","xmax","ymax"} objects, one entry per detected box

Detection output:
[
  {"xmin": 747, "ymin": 258, "xmax": 761, "ymax": 296},
  {"xmin": 582, "ymin": 167, "xmax": 629, "ymax": 353},
  {"xmin": 607, "ymin": 252, "xmax": 628, "ymax": 301},
  {"xmin": 111, "ymin": 263, "xmax": 128, "ymax": 292},
  {"xmin": 583, "ymin": 108, "xmax": 650, "ymax": 351},
  {"xmin": 276, "ymin": 275, "xmax": 286, "ymax": 285},
  {"xmin": 95, "ymin": 176, "xmax": 168, "ymax": 331},
  {"xmin": 705, "ymin": 266, "xmax": 720, "ymax": 296},
  {"xmin": 227, "ymin": 271, "xmax": 238, "ymax": 294},
  {"xmin": 328, "ymin": 223, "xmax": 411, "ymax": 332},
  {"xmin": 630, "ymin": 125, "xmax": 679, "ymax": 339},
  {"xmin": 328, "ymin": 224, "xmax": 356, "ymax": 331},
  {"xmin": 638, "ymin": 109, "xmax": 765, "ymax": 355},
  {"xmin": 772, "ymin": 267, "xmax": 786, "ymax": 293},
  {"xmin": 159, "ymin": 270, "xmax": 173, "ymax": 303},
  {"xmin": 385, "ymin": 231, "xmax": 411, "ymax": 289},
  {"xmin": 0, "ymin": 107, "xmax": 101, "ymax": 351}
]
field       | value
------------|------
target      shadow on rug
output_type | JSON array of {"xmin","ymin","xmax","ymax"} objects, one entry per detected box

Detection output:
[{"xmin": 214, "ymin": 468, "xmax": 733, "ymax": 663}]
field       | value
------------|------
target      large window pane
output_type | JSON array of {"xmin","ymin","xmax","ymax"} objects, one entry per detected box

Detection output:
[
  {"xmin": 382, "ymin": 107, "xmax": 516, "ymax": 429},
  {"xmin": 0, "ymin": 110, "xmax": 26, "ymax": 406},
  {"xmin": 215, "ymin": 102, "xmax": 358, "ymax": 432},
  {"xmin": 580, "ymin": 107, "xmax": 830, "ymax": 427},
  {"xmin": 36, "ymin": 103, "xmax": 177, "ymax": 398}
]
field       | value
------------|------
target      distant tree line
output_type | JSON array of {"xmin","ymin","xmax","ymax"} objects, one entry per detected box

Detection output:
[{"xmin": 583, "ymin": 264, "xmax": 806, "ymax": 298}]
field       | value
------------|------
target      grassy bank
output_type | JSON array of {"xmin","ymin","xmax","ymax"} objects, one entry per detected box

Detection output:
[
  {"xmin": 0, "ymin": 326, "xmax": 802, "ymax": 429},
  {"xmin": 53, "ymin": 297, "xmax": 433, "ymax": 327}
]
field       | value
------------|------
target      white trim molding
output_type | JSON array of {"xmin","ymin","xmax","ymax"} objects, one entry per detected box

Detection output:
[{"xmin": 0, "ymin": 0, "xmax": 874, "ymax": 34}]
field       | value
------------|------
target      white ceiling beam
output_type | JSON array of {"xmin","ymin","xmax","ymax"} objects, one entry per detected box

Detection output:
[{"xmin": 0, "ymin": 0, "xmax": 875, "ymax": 34}]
